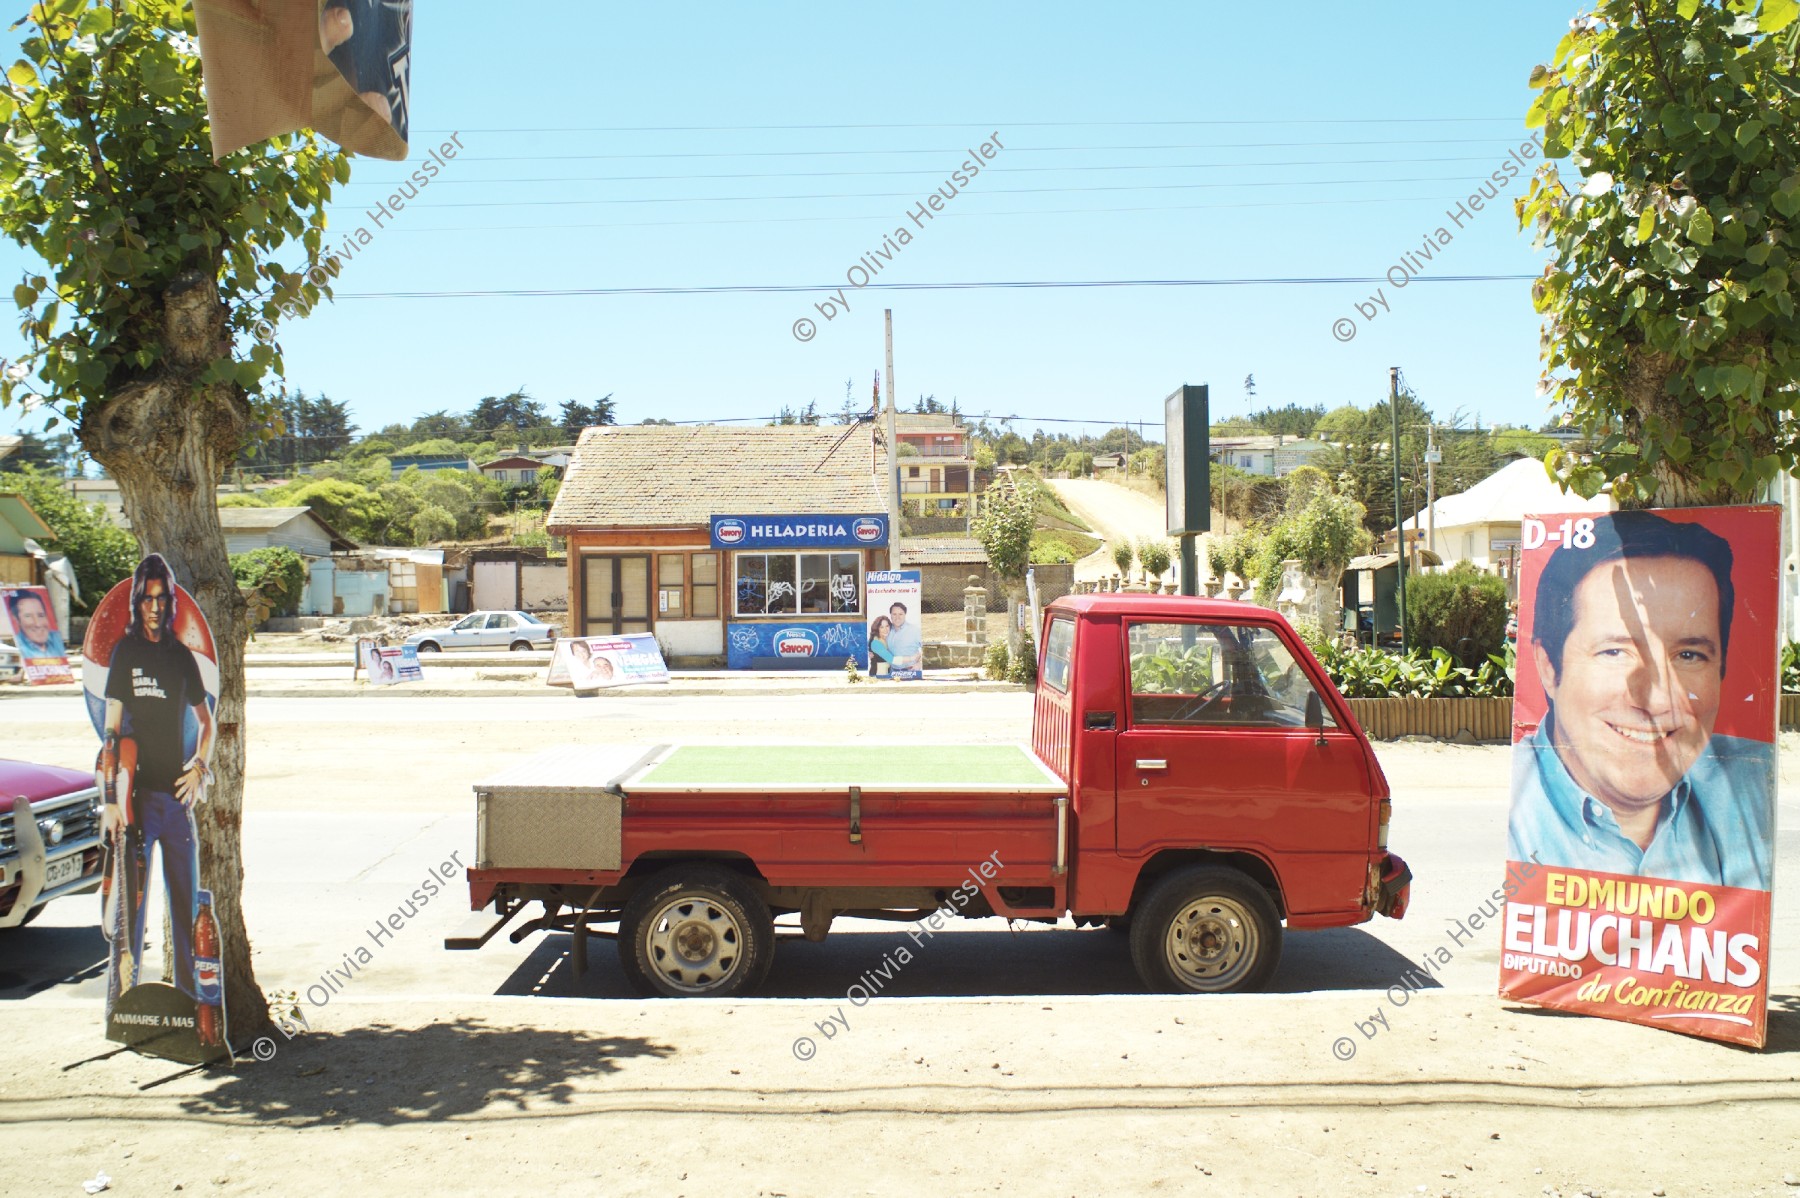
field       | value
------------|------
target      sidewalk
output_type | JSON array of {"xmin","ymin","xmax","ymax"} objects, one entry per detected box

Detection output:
[
  {"xmin": 0, "ymin": 661, "xmax": 1020, "ymax": 700},
  {"xmin": 8, "ymin": 990, "xmax": 1797, "ymax": 1195}
]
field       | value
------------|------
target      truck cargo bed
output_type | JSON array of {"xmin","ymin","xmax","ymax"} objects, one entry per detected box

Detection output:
[{"xmin": 625, "ymin": 744, "xmax": 1064, "ymax": 794}]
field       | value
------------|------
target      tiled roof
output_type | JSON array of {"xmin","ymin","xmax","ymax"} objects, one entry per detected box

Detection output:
[
  {"xmin": 900, "ymin": 538, "xmax": 989, "ymax": 564},
  {"xmin": 549, "ymin": 424, "xmax": 889, "ymax": 531},
  {"xmin": 896, "ymin": 412, "xmax": 966, "ymax": 432}
]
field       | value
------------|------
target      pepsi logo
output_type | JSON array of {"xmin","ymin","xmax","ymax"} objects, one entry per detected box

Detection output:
[
  {"xmin": 716, "ymin": 519, "xmax": 746, "ymax": 545},
  {"xmin": 775, "ymin": 629, "xmax": 819, "ymax": 657},
  {"xmin": 853, "ymin": 517, "xmax": 884, "ymax": 542}
]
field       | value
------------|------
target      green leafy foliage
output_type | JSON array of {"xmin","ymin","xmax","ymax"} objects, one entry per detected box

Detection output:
[
  {"xmin": 1247, "ymin": 491, "xmax": 1373, "ymax": 602},
  {"xmin": 1781, "ymin": 641, "xmax": 1800, "ymax": 692},
  {"xmin": 983, "ymin": 639, "xmax": 1010, "ymax": 680},
  {"xmin": 1006, "ymin": 628, "xmax": 1037, "ymax": 685},
  {"xmin": 230, "ymin": 546, "xmax": 307, "ymax": 617},
  {"xmin": 1130, "ymin": 641, "xmax": 1217, "ymax": 693},
  {"xmin": 1520, "ymin": 0, "xmax": 1800, "ymax": 505},
  {"xmin": 973, "ymin": 479, "xmax": 1039, "ymax": 584},
  {"xmin": 1317, "ymin": 643, "xmax": 1515, "ymax": 699},
  {"xmin": 0, "ymin": 465, "xmax": 135, "ymax": 608},
  {"xmin": 1138, "ymin": 538, "xmax": 1173, "ymax": 580},
  {"xmin": 1109, "ymin": 538, "xmax": 1134, "ymax": 576},
  {"xmin": 0, "ymin": 0, "xmax": 347, "ymax": 429},
  {"xmin": 1404, "ymin": 562, "xmax": 1511, "ymax": 667}
]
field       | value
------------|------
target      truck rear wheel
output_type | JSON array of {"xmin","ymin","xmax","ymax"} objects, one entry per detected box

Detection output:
[
  {"xmin": 619, "ymin": 867, "xmax": 775, "ymax": 998},
  {"xmin": 1130, "ymin": 866, "xmax": 1280, "ymax": 994}
]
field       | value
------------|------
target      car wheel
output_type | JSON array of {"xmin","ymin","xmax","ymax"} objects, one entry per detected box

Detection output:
[
  {"xmin": 618, "ymin": 866, "xmax": 775, "ymax": 998},
  {"xmin": 1129, "ymin": 866, "xmax": 1281, "ymax": 994},
  {"xmin": 415, "ymin": 641, "xmax": 440, "ymax": 653},
  {"xmin": 510, "ymin": 640, "xmax": 533, "ymax": 652}
]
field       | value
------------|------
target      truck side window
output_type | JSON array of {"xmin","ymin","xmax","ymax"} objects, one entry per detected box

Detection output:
[
  {"xmin": 1041, "ymin": 617, "xmax": 1075, "ymax": 693},
  {"xmin": 1126, "ymin": 621, "xmax": 1335, "ymax": 729}
]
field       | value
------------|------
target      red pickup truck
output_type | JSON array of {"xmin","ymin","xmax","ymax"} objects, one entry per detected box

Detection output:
[{"xmin": 452, "ymin": 594, "xmax": 1411, "ymax": 996}]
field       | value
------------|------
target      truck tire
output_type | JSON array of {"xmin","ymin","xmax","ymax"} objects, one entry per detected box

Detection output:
[
  {"xmin": 1129, "ymin": 866, "xmax": 1280, "ymax": 994},
  {"xmin": 619, "ymin": 867, "xmax": 775, "ymax": 998}
]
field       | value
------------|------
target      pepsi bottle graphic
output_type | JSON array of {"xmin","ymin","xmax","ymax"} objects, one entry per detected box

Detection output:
[{"xmin": 194, "ymin": 890, "xmax": 223, "ymax": 1049}]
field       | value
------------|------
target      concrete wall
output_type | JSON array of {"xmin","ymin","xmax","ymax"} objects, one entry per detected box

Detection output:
[
  {"xmin": 521, "ymin": 563, "xmax": 567, "ymax": 610},
  {"xmin": 333, "ymin": 568, "xmax": 389, "ymax": 618},
  {"xmin": 656, "ymin": 619, "xmax": 724, "ymax": 659},
  {"xmin": 915, "ymin": 561, "xmax": 1074, "ymax": 615},
  {"xmin": 472, "ymin": 560, "xmax": 517, "ymax": 610},
  {"xmin": 303, "ymin": 558, "xmax": 334, "ymax": 616}
]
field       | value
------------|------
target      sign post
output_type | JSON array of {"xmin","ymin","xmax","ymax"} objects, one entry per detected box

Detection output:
[{"xmin": 1164, "ymin": 385, "xmax": 1211, "ymax": 595}]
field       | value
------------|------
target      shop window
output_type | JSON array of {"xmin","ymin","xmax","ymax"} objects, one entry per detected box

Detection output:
[
  {"xmin": 736, "ymin": 552, "xmax": 862, "ymax": 616},
  {"xmin": 657, "ymin": 553, "xmax": 686, "ymax": 618},
  {"xmin": 692, "ymin": 553, "xmax": 719, "ymax": 618}
]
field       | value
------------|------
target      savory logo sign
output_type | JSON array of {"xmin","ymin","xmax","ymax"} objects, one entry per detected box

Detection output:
[{"xmin": 710, "ymin": 513, "xmax": 888, "ymax": 550}]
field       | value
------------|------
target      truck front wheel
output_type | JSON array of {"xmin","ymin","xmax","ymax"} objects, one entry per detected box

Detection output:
[
  {"xmin": 619, "ymin": 867, "xmax": 775, "ymax": 998},
  {"xmin": 1130, "ymin": 866, "xmax": 1281, "ymax": 994}
]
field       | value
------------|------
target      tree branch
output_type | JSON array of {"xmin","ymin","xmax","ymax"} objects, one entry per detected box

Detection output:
[{"xmin": 1629, "ymin": 0, "xmax": 1682, "ymax": 107}]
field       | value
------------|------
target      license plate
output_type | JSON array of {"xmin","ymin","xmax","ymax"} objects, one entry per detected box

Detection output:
[{"xmin": 45, "ymin": 855, "xmax": 81, "ymax": 889}]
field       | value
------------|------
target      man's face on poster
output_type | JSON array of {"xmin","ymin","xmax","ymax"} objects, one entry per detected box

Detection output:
[
  {"xmin": 889, "ymin": 603, "xmax": 906, "ymax": 628},
  {"xmin": 138, "ymin": 578, "xmax": 169, "ymax": 641},
  {"xmin": 13, "ymin": 594, "xmax": 51, "ymax": 650},
  {"xmin": 1534, "ymin": 555, "xmax": 1724, "ymax": 813}
]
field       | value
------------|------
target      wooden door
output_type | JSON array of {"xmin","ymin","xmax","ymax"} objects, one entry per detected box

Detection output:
[{"xmin": 583, "ymin": 554, "xmax": 653, "ymax": 636}]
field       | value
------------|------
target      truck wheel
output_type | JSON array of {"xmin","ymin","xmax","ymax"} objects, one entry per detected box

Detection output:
[
  {"xmin": 619, "ymin": 867, "xmax": 775, "ymax": 998},
  {"xmin": 1130, "ymin": 866, "xmax": 1280, "ymax": 994}
]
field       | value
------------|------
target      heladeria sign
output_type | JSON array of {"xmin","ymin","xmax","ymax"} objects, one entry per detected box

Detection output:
[
  {"xmin": 1500, "ymin": 506, "xmax": 1778, "ymax": 1048},
  {"xmin": 711, "ymin": 513, "xmax": 888, "ymax": 550}
]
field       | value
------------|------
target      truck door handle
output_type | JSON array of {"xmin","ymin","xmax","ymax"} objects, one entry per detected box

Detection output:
[{"xmin": 1135, "ymin": 759, "xmax": 1167, "ymax": 771}]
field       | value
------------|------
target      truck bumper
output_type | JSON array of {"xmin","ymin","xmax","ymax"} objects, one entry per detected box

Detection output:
[{"xmin": 1374, "ymin": 852, "xmax": 1411, "ymax": 920}]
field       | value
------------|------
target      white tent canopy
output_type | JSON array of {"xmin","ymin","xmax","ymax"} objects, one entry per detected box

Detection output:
[{"xmin": 1403, "ymin": 458, "xmax": 1613, "ymax": 534}]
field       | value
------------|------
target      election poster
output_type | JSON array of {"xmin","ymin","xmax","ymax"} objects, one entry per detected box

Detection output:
[
  {"xmin": 358, "ymin": 639, "xmax": 422, "ymax": 685},
  {"xmin": 82, "ymin": 554, "xmax": 230, "ymax": 1065},
  {"xmin": 547, "ymin": 633, "xmax": 671, "ymax": 691},
  {"xmin": 866, "ymin": 570, "xmax": 924, "ymax": 681},
  {"xmin": 1501, "ymin": 506, "xmax": 1778, "ymax": 1047},
  {"xmin": 2, "ymin": 584, "xmax": 74, "ymax": 685}
]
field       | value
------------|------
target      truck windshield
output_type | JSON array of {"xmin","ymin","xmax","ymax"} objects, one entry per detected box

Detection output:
[{"xmin": 1126, "ymin": 621, "xmax": 1334, "ymax": 729}]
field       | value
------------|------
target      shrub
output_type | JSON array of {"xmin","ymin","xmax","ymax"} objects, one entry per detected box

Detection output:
[
  {"xmin": 230, "ymin": 547, "xmax": 309, "ymax": 618},
  {"xmin": 1204, "ymin": 535, "xmax": 1228, "ymax": 581},
  {"xmin": 1316, "ymin": 643, "xmax": 1513, "ymax": 699},
  {"xmin": 1006, "ymin": 629, "xmax": 1037, "ymax": 685},
  {"xmin": 1291, "ymin": 617, "xmax": 1329, "ymax": 659},
  {"xmin": 1405, "ymin": 562, "xmax": 1509, "ymax": 668},
  {"xmin": 1783, "ymin": 643, "xmax": 1800, "ymax": 693},
  {"xmin": 1110, "ymin": 539, "xmax": 1134, "ymax": 577},
  {"xmin": 984, "ymin": 640, "xmax": 1010, "ymax": 680}
]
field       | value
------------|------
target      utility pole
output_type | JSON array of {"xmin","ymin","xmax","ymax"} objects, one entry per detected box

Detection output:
[
  {"xmin": 884, "ymin": 309, "xmax": 901, "ymax": 566},
  {"xmin": 1390, "ymin": 367, "xmax": 1407, "ymax": 653},
  {"xmin": 1425, "ymin": 423, "xmax": 1438, "ymax": 562}
]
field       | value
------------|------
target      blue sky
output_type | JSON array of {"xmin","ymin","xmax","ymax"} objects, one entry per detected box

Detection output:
[{"xmin": 2, "ymin": 0, "xmax": 1587, "ymax": 446}]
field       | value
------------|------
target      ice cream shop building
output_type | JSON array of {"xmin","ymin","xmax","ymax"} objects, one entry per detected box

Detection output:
[{"xmin": 547, "ymin": 423, "xmax": 893, "ymax": 668}]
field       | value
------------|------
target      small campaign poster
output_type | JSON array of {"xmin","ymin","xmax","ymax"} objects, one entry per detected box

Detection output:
[
  {"xmin": 358, "ymin": 639, "xmax": 422, "ymax": 685},
  {"xmin": 865, "ymin": 570, "xmax": 924, "ymax": 681},
  {"xmin": 546, "ymin": 634, "xmax": 671, "ymax": 690},
  {"xmin": 82, "ymin": 554, "xmax": 230, "ymax": 1065},
  {"xmin": 2, "ymin": 584, "xmax": 74, "ymax": 684},
  {"xmin": 1500, "ymin": 507, "xmax": 1778, "ymax": 1047}
]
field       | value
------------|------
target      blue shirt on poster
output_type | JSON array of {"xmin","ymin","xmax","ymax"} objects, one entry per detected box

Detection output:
[
  {"xmin": 885, "ymin": 617, "xmax": 922, "ymax": 664},
  {"xmin": 1507, "ymin": 718, "xmax": 1773, "ymax": 891}
]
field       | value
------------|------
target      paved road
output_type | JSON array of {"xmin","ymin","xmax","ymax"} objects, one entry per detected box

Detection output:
[{"xmin": 7, "ymin": 694, "xmax": 1799, "ymax": 1008}]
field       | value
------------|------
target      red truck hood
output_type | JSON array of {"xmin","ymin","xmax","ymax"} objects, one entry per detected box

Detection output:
[{"xmin": 0, "ymin": 758, "xmax": 95, "ymax": 815}]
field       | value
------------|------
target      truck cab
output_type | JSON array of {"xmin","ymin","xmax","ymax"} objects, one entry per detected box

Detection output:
[{"xmin": 453, "ymin": 594, "xmax": 1409, "ymax": 997}]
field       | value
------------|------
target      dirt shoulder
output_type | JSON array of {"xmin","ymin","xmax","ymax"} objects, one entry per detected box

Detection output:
[{"xmin": 8, "ymin": 991, "xmax": 1797, "ymax": 1196}]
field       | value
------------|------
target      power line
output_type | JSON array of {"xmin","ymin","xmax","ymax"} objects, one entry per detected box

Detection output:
[
  {"xmin": 326, "ymin": 275, "xmax": 1534, "ymax": 302},
  {"xmin": 337, "ymin": 155, "xmax": 1510, "ymax": 188},
  {"xmin": 416, "ymin": 117, "xmax": 1520, "ymax": 134},
  {"xmin": 323, "ymin": 172, "xmax": 1497, "ymax": 210},
  {"xmin": 372, "ymin": 193, "xmax": 1472, "ymax": 235},
  {"xmin": 431, "ymin": 136, "xmax": 1530, "ymax": 164}
]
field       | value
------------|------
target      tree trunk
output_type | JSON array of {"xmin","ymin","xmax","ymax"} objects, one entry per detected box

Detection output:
[
  {"xmin": 1002, "ymin": 580, "xmax": 1027, "ymax": 658},
  {"xmin": 79, "ymin": 269, "xmax": 267, "ymax": 1037},
  {"xmin": 1622, "ymin": 347, "xmax": 1769, "ymax": 509}
]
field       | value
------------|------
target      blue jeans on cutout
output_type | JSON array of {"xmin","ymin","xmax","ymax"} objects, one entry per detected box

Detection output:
[{"xmin": 129, "ymin": 789, "xmax": 199, "ymax": 998}]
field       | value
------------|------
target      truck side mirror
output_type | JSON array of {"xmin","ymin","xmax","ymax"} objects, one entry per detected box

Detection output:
[{"xmin": 1305, "ymin": 691, "xmax": 1324, "ymax": 731}]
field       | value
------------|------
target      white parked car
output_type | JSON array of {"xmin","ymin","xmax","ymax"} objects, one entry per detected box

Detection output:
[
  {"xmin": 403, "ymin": 611, "xmax": 557, "ymax": 653},
  {"xmin": 0, "ymin": 642, "xmax": 19, "ymax": 683}
]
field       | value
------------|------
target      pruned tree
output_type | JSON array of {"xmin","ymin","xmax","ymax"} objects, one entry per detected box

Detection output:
[
  {"xmin": 0, "ymin": 0, "xmax": 350, "ymax": 1034},
  {"xmin": 1522, "ymin": 0, "xmax": 1800, "ymax": 505},
  {"xmin": 972, "ymin": 476, "xmax": 1037, "ymax": 655}
]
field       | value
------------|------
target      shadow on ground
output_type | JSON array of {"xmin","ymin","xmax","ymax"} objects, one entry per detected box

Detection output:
[
  {"xmin": 495, "ymin": 924, "xmax": 1432, "ymax": 1000},
  {"xmin": 0, "ymin": 922, "xmax": 109, "ymax": 999},
  {"xmin": 176, "ymin": 1018, "xmax": 675, "ymax": 1127}
]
